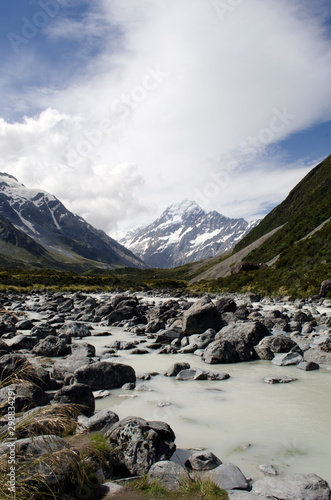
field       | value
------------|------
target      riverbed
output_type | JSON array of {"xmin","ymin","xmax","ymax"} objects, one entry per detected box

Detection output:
[{"xmin": 74, "ymin": 324, "xmax": 331, "ymax": 485}]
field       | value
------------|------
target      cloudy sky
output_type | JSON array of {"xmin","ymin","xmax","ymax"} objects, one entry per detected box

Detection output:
[{"xmin": 0, "ymin": 0, "xmax": 331, "ymax": 239}]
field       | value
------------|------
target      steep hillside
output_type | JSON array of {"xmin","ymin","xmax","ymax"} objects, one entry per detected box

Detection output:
[
  {"xmin": 0, "ymin": 172, "xmax": 146, "ymax": 270},
  {"xmin": 234, "ymin": 154, "xmax": 331, "ymax": 263},
  {"xmin": 189, "ymin": 155, "xmax": 331, "ymax": 297}
]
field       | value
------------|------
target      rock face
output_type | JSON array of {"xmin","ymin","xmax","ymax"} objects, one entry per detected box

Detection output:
[
  {"xmin": 0, "ymin": 171, "xmax": 146, "ymax": 270},
  {"xmin": 203, "ymin": 321, "xmax": 269, "ymax": 364},
  {"xmin": 252, "ymin": 473, "xmax": 331, "ymax": 499},
  {"xmin": 106, "ymin": 416, "xmax": 176, "ymax": 476},
  {"xmin": 182, "ymin": 296, "xmax": 224, "ymax": 336},
  {"xmin": 120, "ymin": 199, "xmax": 259, "ymax": 268},
  {"xmin": 74, "ymin": 362, "xmax": 136, "ymax": 390}
]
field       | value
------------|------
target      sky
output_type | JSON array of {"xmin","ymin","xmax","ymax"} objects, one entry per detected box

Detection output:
[{"xmin": 0, "ymin": 0, "xmax": 331, "ymax": 239}]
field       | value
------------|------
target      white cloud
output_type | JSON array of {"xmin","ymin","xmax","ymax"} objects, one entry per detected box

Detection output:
[{"xmin": 1, "ymin": 0, "xmax": 331, "ymax": 236}]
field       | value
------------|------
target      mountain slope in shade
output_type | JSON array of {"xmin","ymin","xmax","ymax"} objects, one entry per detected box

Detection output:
[
  {"xmin": 0, "ymin": 172, "xmax": 146, "ymax": 270},
  {"xmin": 121, "ymin": 199, "xmax": 259, "ymax": 268}
]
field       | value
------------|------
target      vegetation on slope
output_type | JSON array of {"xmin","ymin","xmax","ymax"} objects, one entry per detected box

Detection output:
[{"xmin": 233, "ymin": 154, "xmax": 331, "ymax": 263}]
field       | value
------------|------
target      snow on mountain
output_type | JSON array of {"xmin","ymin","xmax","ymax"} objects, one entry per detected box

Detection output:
[
  {"xmin": 120, "ymin": 199, "xmax": 260, "ymax": 268},
  {"xmin": 0, "ymin": 172, "xmax": 146, "ymax": 269}
]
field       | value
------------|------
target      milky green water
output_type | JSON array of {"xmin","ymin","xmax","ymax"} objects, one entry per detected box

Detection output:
[{"xmin": 75, "ymin": 327, "xmax": 331, "ymax": 484}]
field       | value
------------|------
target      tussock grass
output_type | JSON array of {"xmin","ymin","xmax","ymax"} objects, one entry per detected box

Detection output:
[{"xmin": 131, "ymin": 475, "xmax": 228, "ymax": 499}]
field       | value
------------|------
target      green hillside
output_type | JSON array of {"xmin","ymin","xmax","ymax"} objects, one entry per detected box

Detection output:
[{"xmin": 234, "ymin": 154, "xmax": 331, "ymax": 263}]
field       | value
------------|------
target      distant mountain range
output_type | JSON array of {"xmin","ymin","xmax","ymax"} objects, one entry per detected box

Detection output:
[
  {"xmin": 0, "ymin": 172, "xmax": 146, "ymax": 271},
  {"xmin": 120, "ymin": 199, "xmax": 259, "ymax": 268}
]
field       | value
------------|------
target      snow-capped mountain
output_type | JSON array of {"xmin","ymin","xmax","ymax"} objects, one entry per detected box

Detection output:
[
  {"xmin": 120, "ymin": 199, "xmax": 260, "ymax": 268},
  {"xmin": 0, "ymin": 172, "xmax": 146, "ymax": 269}
]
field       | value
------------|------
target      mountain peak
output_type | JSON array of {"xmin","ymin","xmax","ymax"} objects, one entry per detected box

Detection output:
[
  {"xmin": 167, "ymin": 199, "xmax": 203, "ymax": 214},
  {"xmin": 121, "ymin": 201, "xmax": 259, "ymax": 268}
]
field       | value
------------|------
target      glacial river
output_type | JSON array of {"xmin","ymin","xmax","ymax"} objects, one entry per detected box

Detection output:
[{"xmin": 74, "ymin": 325, "xmax": 331, "ymax": 485}]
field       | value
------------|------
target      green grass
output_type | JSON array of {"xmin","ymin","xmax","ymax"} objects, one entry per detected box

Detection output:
[{"xmin": 131, "ymin": 475, "xmax": 228, "ymax": 500}]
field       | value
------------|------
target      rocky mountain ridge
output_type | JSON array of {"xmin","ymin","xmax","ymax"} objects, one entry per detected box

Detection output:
[
  {"xmin": 0, "ymin": 172, "xmax": 146, "ymax": 270},
  {"xmin": 121, "ymin": 199, "xmax": 259, "ymax": 268}
]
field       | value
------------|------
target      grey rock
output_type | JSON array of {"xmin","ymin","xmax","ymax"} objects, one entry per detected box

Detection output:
[
  {"xmin": 122, "ymin": 382, "xmax": 136, "ymax": 390},
  {"xmin": 15, "ymin": 319, "xmax": 34, "ymax": 330},
  {"xmin": 70, "ymin": 342, "xmax": 96, "ymax": 357},
  {"xmin": 304, "ymin": 342, "xmax": 331, "ymax": 364},
  {"xmin": 272, "ymin": 347, "xmax": 303, "ymax": 366},
  {"xmin": 0, "ymin": 435, "xmax": 74, "ymax": 488},
  {"xmin": 145, "ymin": 319, "xmax": 166, "ymax": 333},
  {"xmin": 78, "ymin": 408, "xmax": 119, "ymax": 433},
  {"xmin": 0, "ymin": 382, "xmax": 49, "ymax": 415},
  {"xmin": 59, "ymin": 321, "xmax": 91, "ymax": 338},
  {"xmin": 74, "ymin": 361, "xmax": 136, "ymax": 390},
  {"xmin": 258, "ymin": 464, "xmax": 277, "ymax": 475},
  {"xmin": 32, "ymin": 335, "xmax": 71, "ymax": 357},
  {"xmin": 147, "ymin": 461, "xmax": 187, "ymax": 491},
  {"xmin": 252, "ymin": 472, "xmax": 331, "ymax": 499},
  {"xmin": 228, "ymin": 492, "xmax": 268, "ymax": 499},
  {"xmin": 185, "ymin": 450, "xmax": 222, "ymax": 471},
  {"xmin": 264, "ymin": 377, "xmax": 297, "ymax": 384},
  {"xmin": 156, "ymin": 329, "xmax": 183, "ymax": 344},
  {"xmin": 207, "ymin": 463, "xmax": 249, "ymax": 491},
  {"xmin": 98, "ymin": 481, "xmax": 124, "ymax": 496},
  {"xmin": 297, "ymin": 360, "xmax": 320, "ymax": 371},
  {"xmin": 52, "ymin": 354, "xmax": 94, "ymax": 381},
  {"xmin": 182, "ymin": 296, "xmax": 225, "ymax": 336},
  {"xmin": 216, "ymin": 297, "xmax": 237, "ymax": 314},
  {"xmin": 255, "ymin": 335, "xmax": 297, "ymax": 360},
  {"xmin": 106, "ymin": 416, "xmax": 176, "ymax": 476},
  {"xmin": 320, "ymin": 279, "xmax": 331, "ymax": 297},
  {"xmin": 4, "ymin": 334, "xmax": 39, "ymax": 350},
  {"xmin": 53, "ymin": 383, "xmax": 95, "ymax": 416}
]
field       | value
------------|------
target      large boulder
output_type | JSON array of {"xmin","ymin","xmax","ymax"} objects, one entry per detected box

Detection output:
[
  {"xmin": 252, "ymin": 473, "xmax": 330, "ymax": 499},
  {"xmin": 304, "ymin": 340, "xmax": 331, "ymax": 364},
  {"xmin": 78, "ymin": 409, "xmax": 119, "ymax": 433},
  {"xmin": 147, "ymin": 461, "xmax": 187, "ymax": 491},
  {"xmin": 207, "ymin": 463, "xmax": 250, "ymax": 491},
  {"xmin": 164, "ymin": 362, "xmax": 191, "ymax": 377},
  {"xmin": 216, "ymin": 297, "xmax": 237, "ymax": 314},
  {"xmin": 53, "ymin": 383, "xmax": 95, "ymax": 416},
  {"xmin": 203, "ymin": 321, "xmax": 270, "ymax": 364},
  {"xmin": 74, "ymin": 361, "xmax": 136, "ymax": 390},
  {"xmin": 52, "ymin": 354, "xmax": 94, "ymax": 382},
  {"xmin": 4, "ymin": 334, "xmax": 39, "ymax": 351},
  {"xmin": 58, "ymin": 321, "xmax": 91, "ymax": 338},
  {"xmin": 106, "ymin": 416, "xmax": 176, "ymax": 476},
  {"xmin": 32, "ymin": 335, "xmax": 71, "ymax": 357},
  {"xmin": 182, "ymin": 296, "xmax": 224, "ymax": 336},
  {"xmin": 106, "ymin": 306, "xmax": 137, "ymax": 325},
  {"xmin": 320, "ymin": 280, "xmax": 331, "ymax": 298},
  {"xmin": 0, "ymin": 382, "xmax": 49, "ymax": 415},
  {"xmin": 0, "ymin": 435, "xmax": 75, "ymax": 489},
  {"xmin": 255, "ymin": 335, "xmax": 298, "ymax": 360}
]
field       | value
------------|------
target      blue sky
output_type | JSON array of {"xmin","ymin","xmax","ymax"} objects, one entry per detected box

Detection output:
[{"xmin": 0, "ymin": 0, "xmax": 331, "ymax": 236}]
